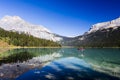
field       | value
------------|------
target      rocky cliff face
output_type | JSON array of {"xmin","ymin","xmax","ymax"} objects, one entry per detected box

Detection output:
[
  {"xmin": 87, "ymin": 17, "xmax": 120, "ymax": 34},
  {"xmin": 64, "ymin": 17, "xmax": 120, "ymax": 47},
  {"xmin": 0, "ymin": 15, "xmax": 62, "ymax": 42}
]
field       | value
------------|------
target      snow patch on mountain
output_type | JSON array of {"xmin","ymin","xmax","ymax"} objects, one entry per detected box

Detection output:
[
  {"xmin": 87, "ymin": 17, "xmax": 120, "ymax": 34},
  {"xmin": 0, "ymin": 15, "xmax": 62, "ymax": 41}
]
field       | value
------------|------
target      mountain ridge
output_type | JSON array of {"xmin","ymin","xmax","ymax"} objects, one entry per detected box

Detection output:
[
  {"xmin": 62, "ymin": 17, "xmax": 120, "ymax": 47},
  {"xmin": 87, "ymin": 17, "xmax": 120, "ymax": 34},
  {"xmin": 0, "ymin": 15, "xmax": 120, "ymax": 47},
  {"xmin": 0, "ymin": 15, "xmax": 63, "ymax": 42},
  {"xmin": 0, "ymin": 27, "xmax": 61, "ymax": 47}
]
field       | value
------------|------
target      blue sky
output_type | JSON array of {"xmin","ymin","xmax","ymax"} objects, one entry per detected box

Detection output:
[{"xmin": 0, "ymin": 0, "xmax": 120, "ymax": 37}]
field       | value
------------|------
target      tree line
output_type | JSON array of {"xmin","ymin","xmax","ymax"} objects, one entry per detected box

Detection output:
[{"xmin": 0, "ymin": 28, "xmax": 61, "ymax": 47}]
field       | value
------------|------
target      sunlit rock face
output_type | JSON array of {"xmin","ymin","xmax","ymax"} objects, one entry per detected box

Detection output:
[
  {"xmin": 0, "ymin": 15, "xmax": 62, "ymax": 41},
  {"xmin": 87, "ymin": 17, "xmax": 120, "ymax": 34},
  {"xmin": 66, "ymin": 17, "xmax": 120, "ymax": 47}
]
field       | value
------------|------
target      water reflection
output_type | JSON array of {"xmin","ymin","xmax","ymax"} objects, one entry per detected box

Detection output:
[
  {"xmin": 0, "ymin": 51, "xmax": 35, "ymax": 64},
  {"xmin": 0, "ymin": 48, "xmax": 120, "ymax": 80},
  {"xmin": 0, "ymin": 48, "xmax": 61, "ymax": 65},
  {"xmin": 16, "ymin": 57, "xmax": 120, "ymax": 80},
  {"xmin": 83, "ymin": 48, "xmax": 120, "ymax": 78},
  {"xmin": 0, "ymin": 48, "xmax": 61, "ymax": 79}
]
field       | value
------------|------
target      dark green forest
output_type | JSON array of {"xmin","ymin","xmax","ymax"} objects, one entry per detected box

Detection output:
[{"xmin": 0, "ymin": 28, "xmax": 61, "ymax": 47}]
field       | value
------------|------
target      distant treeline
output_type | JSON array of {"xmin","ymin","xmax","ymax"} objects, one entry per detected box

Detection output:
[{"xmin": 0, "ymin": 28, "xmax": 61, "ymax": 47}]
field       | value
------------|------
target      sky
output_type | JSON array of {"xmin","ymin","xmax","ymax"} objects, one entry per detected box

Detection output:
[{"xmin": 0, "ymin": 0, "xmax": 120, "ymax": 37}]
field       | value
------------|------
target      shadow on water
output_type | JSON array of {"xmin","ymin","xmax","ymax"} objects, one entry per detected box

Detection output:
[{"xmin": 16, "ymin": 57, "xmax": 120, "ymax": 80}]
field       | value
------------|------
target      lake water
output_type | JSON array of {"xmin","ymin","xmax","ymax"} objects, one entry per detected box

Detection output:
[{"xmin": 0, "ymin": 48, "xmax": 120, "ymax": 80}]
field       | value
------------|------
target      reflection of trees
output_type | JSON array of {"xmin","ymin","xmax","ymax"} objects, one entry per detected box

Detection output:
[
  {"xmin": 0, "ymin": 51, "xmax": 35, "ymax": 64},
  {"xmin": 0, "ymin": 48, "xmax": 61, "ymax": 65},
  {"xmin": 12, "ymin": 48, "xmax": 61, "ymax": 56}
]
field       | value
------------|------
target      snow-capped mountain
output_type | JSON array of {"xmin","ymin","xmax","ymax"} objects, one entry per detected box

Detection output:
[
  {"xmin": 0, "ymin": 15, "xmax": 62, "ymax": 41},
  {"xmin": 87, "ymin": 17, "xmax": 120, "ymax": 34}
]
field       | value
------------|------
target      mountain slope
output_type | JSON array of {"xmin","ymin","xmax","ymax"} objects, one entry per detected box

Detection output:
[
  {"xmin": 0, "ymin": 40, "xmax": 13, "ymax": 47},
  {"xmin": 0, "ymin": 28, "xmax": 61, "ymax": 47},
  {"xmin": 87, "ymin": 17, "xmax": 120, "ymax": 34},
  {"xmin": 66, "ymin": 17, "xmax": 120, "ymax": 47},
  {"xmin": 0, "ymin": 15, "xmax": 62, "ymax": 42}
]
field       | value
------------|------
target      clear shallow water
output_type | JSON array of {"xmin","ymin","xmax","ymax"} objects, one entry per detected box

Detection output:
[{"xmin": 0, "ymin": 48, "xmax": 120, "ymax": 80}]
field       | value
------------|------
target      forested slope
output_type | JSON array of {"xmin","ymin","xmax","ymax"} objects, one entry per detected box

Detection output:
[{"xmin": 0, "ymin": 28, "xmax": 61, "ymax": 47}]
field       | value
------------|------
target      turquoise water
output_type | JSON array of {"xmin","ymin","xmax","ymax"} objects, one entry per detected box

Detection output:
[{"xmin": 0, "ymin": 48, "xmax": 120, "ymax": 80}]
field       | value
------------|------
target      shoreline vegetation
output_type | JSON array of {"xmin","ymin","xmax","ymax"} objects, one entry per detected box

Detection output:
[
  {"xmin": 1, "ymin": 46, "xmax": 120, "ymax": 49},
  {"xmin": 1, "ymin": 27, "xmax": 120, "ymax": 49}
]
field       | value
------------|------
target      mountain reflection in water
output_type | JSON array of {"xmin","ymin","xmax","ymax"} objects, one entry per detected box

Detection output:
[
  {"xmin": 16, "ymin": 57, "xmax": 120, "ymax": 80},
  {"xmin": 0, "ymin": 48, "xmax": 120, "ymax": 80}
]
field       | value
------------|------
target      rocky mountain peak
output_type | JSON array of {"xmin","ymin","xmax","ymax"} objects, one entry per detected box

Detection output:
[
  {"xmin": 1, "ymin": 15, "xmax": 23, "ymax": 22},
  {"xmin": 0, "ymin": 15, "xmax": 62, "ymax": 41},
  {"xmin": 87, "ymin": 17, "xmax": 120, "ymax": 34}
]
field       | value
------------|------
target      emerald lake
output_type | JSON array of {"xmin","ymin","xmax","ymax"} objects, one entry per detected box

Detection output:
[{"xmin": 0, "ymin": 48, "xmax": 120, "ymax": 80}]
